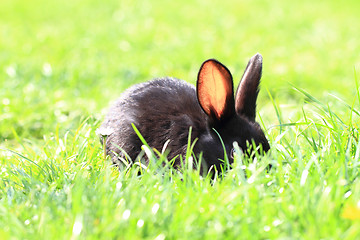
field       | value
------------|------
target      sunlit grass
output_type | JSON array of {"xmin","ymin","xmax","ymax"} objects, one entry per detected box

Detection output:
[
  {"xmin": 1, "ymin": 0, "xmax": 360, "ymax": 239},
  {"xmin": 1, "ymin": 88, "xmax": 360, "ymax": 238}
]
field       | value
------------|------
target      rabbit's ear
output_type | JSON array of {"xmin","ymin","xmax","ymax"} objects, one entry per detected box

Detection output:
[
  {"xmin": 235, "ymin": 53, "xmax": 262, "ymax": 121},
  {"xmin": 197, "ymin": 59, "xmax": 235, "ymax": 122}
]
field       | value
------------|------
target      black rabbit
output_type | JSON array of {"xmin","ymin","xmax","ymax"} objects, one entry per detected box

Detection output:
[{"xmin": 98, "ymin": 53, "xmax": 269, "ymax": 173}]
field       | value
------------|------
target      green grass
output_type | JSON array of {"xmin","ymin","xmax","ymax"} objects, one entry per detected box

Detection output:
[{"xmin": 1, "ymin": 0, "xmax": 360, "ymax": 239}]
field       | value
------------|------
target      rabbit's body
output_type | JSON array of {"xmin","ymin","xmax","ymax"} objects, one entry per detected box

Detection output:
[
  {"xmin": 99, "ymin": 54, "xmax": 270, "ymax": 173},
  {"xmin": 100, "ymin": 77, "xmax": 208, "ymax": 166}
]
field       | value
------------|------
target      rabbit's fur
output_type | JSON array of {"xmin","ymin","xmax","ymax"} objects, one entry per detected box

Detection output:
[{"xmin": 98, "ymin": 53, "xmax": 269, "ymax": 172}]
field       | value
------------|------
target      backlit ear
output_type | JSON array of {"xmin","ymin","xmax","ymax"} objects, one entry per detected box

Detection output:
[
  {"xmin": 235, "ymin": 53, "xmax": 263, "ymax": 121},
  {"xmin": 197, "ymin": 59, "xmax": 235, "ymax": 122}
]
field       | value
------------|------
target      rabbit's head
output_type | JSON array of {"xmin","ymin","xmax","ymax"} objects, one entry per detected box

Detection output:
[{"xmin": 195, "ymin": 53, "xmax": 270, "ymax": 169}]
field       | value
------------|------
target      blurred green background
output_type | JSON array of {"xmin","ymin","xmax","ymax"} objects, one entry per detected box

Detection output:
[{"xmin": 1, "ymin": 0, "xmax": 359, "ymax": 141}]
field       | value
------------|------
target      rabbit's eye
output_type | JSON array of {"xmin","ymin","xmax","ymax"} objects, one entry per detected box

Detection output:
[{"xmin": 230, "ymin": 148, "xmax": 236, "ymax": 159}]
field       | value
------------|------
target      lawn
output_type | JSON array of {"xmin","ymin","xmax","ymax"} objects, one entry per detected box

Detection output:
[{"xmin": 1, "ymin": 0, "xmax": 360, "ymax": 239}]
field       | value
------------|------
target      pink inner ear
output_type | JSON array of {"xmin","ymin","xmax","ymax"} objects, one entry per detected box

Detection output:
[{"xmin": 198, "ymin": 60, "xmax": 233, "ymax": 120}]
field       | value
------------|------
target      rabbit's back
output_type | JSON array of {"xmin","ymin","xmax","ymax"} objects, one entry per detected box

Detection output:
[{"xmin": 99, "ymin": 77, "xmax": 208, "ymax": 165}]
